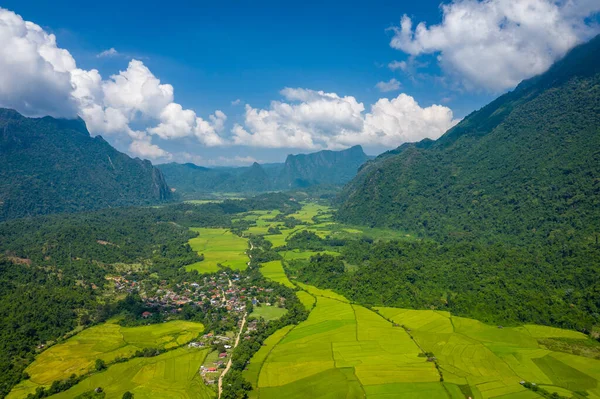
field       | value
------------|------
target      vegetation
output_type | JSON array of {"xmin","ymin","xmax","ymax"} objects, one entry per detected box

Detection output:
[
  {"xmin": 295, "ymin": 239, "xmax": 600, "ymax": 332},
  {"xmin": 338, "ymin": 36, "xmax": 600, "ymax": 246},
  {"xmin": 158, "ymin": 145, "xmax": 370, "ymax": 198},
  {"xmin": 0, "ymin": 108, "xmax": 171, "ymax": 222},
  {"xmin": 0, "ymin": 193, "xmax": 298, "ymax": 398}
]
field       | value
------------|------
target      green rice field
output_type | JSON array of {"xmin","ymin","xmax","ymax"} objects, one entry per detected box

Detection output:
[
  {"xmin": 49, "ymin": 347, "xmax": 214, "ymax": 399},
  {"xmin": 186, "ymin": 228, "xmax": 249, "ymax": 273},
  {"xmin": 8, "ymin": 320, "xmax": 204, "ymax": 398},
  {"xmin": 244, "ymin": 283, "xmax": 600, "ymax": 398},
  {"xmin": 259, "ymin": 261, "xmax": 295, "ymax": 288}
]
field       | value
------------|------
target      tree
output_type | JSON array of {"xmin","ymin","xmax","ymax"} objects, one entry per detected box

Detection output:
[
  {"xmin": 95, "ymin": 359, "xmax": 106, "ymax": 371},
  {"xmin": 122, "ymin": 392, "xmax": 134, "ymax": 399}
]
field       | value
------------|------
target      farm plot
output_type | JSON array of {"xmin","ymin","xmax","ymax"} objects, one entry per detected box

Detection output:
[
  {"xmin": 259, "ymin": 261, "xmax": 295, "ymax": 288},
  {"xmin": 252, "ymin": 288, "xmax": 440, "ymax": 398},
  {"xmin": 186, "ymin": 228, "xmax": 249, "ymax": 273},
  {"xmin": 8, "ymin": 320, "xmax": 204, "ymax": 398},
  {"xmin": 376, "ymin": 306, "xmax": 600, "ymax": 399},
  {"xmin": 49, "ymin": 347, "xmax": 214, "ymax": 399}
]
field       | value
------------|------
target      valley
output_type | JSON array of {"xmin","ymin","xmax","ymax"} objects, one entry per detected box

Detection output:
[
  {"xmin": 0, "ymin": 11, "xmax": 598, "ymax": 399},
  {"xmin": 4, "ymin": 200, "xmax": 598, "ymax": 399}
]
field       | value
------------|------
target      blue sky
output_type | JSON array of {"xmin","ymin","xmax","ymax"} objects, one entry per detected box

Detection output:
[{"xmin": 1, "ymin": 0, "xmax": 598, "ymax": 165}]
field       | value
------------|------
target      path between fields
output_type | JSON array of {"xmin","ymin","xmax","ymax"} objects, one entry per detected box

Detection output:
[{"xmin": 218, "ymin": 312, "xmax": 247, "ymax": 398}]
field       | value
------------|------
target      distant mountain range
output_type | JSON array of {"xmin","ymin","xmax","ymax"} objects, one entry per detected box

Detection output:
[
  {"xmin": 337, "ymin": 35, "xmax": 600, "ymax": 243},
  {"xmin": 158, "ymin": 145, "xmax": 371, "ymax": 197},
  {"xmin": 0, "ymin": 109, "xmax": 171, "ymax": 221}
]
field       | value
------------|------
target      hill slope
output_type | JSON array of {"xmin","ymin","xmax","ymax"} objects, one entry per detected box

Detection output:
[
  {"xmin": 0, "ymin": 109, "xmax": 171, "ymax": 221},
  {"xmin": 338, "ymin": 35, "xmax": 600, "ymax": 243}
]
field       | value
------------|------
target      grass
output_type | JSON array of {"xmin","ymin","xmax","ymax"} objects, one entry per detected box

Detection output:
[
  {"xmin": 251, "ymin": 306, "xmax": 288, "ymax": 321},
  {"xmin": 186, "ymin": 228, "xmax": 249, "ymax": 273},
  {"xmin": 8, "ymin": 320, "xmax": 204, "ymax": 398},
  {"xmin": 49, "ymin": 347, "xmax": 214, "ymax": 399}
]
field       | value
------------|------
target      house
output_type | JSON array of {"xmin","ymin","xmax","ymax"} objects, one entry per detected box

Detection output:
[
  {"xmin": 224, "ymin": 345, "xmax": 232, "ymax": 349},
  {"xmin": 142, "ymin": 311, "xmax": 152, "ymax": 318},
  {"xmin": 219, "ymin": 352, "xmax": 227, "ymax": 358},
  {"xmin": 207, "ymin": 367, "xmax": 217, "ymax": 372}
]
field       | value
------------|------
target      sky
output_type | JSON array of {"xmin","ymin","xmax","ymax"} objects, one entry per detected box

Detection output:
[{"xmin": 0, "ymin": 0, "xmax": 599, "ymax": 165}]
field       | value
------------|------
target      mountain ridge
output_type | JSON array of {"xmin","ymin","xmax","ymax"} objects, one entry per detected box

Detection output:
[
  {"xmin": 0, "ymin": 108, "xmax": 172, "ymax": 221},
  {"xmin": 337, "ymin": 34, "xmax": 600, "ymax": 243},
  {"xmin": 158, "ymin": 145, "xmax": 370, "ymax": 197}
]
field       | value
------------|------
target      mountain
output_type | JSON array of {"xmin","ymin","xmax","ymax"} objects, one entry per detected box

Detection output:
[
  {"xmin": 276, "ymin": 145, "xmax": 370, "ymax": 188},
  {"xmin": 338, "ymin": 35, "xmax": 600, "ymax": 243},
  {"xmin": 0, "ymin": 109, "xmax": 172, "ymax": 221},
  {"xmin": 158, "ymin": 145, "xmax": 370, "ymax": 197}
]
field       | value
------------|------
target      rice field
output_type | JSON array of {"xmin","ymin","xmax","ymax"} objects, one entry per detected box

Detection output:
[
  {"xmin": 375, "ymin": 306, "xmax": 600, "ymax": 399},
  {"xmin": 243, "ymin": 283, "xmax": 600, "ymax": 398},
  {"xmin": 251, "ymin": 286, "xmax": 440, "ymax": 398},
  {"xmin": 186, "ymin": 228, "xmax": 249, "ymax": 273},
  {"xmin": 259, "ymin": 261, "xmax": 295, "ymax": 288},
  {"xmin": 49, "ymin": 347, "xmax": 214, "ymax": 399},
  {"xmin": 8, "ymin": 320, "xmax": 204, "ymax": 398}
]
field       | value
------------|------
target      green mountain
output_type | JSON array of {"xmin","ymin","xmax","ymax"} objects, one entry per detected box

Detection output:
[
  {"xmin": 0, "ymin": 109, "xmax": 172, "ymax": 221},
  {"xmin": 338, "ymin": 35, "xmax": 600, "ymax": 244},
  {"xmin": 158, "ymin": 161, "xmax": 274, "ymax": 196},
  {"xmin": 158, "ymin": 145, "xmax": 370, "ymax": 197},
  {"xmin": 277, "ymin": 145, "xmax": 370, "ymax": 188}
]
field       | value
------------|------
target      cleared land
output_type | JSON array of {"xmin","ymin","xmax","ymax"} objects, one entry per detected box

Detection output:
[
  {"xmin": 50, "ymin": 347, "xmax": 214, "ymax": 399},
  {"xmin": 187, "ymin": 228, "xmax": 249, "ymax": 273},
  {"xmin": 8, "ymin": 320, "xmax": 204, "ymax": 398},
  {"xmin": 251, "ymin": 306, "xmax": 288, "ymax": 321}
]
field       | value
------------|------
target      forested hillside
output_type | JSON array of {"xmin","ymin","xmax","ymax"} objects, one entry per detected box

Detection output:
[
  {"xmin": 0, "ymin": 109, "xmax": 172, "ymax": 221},
  {"xmin": 338, "ymin": 35, "xmax": 600, "ymax": 245},
  {"xmin": 276, "ymin": 145, "xmax": 370, "ymax": 188},
  {"xmin": 158, "ymin": 145, "xmax": 370, "ymax": 197}
]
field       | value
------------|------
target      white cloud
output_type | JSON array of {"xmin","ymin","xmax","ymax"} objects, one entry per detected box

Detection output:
[
  {"xmin": 231, "ymin": 99, "xmax": 242, "ymax": 105},
  {"xmin": 0, "ymin": 7, "xmax": 227, "ymax": 161},
  {"xmin": 375, "ymin": 78, "xmax": 401, "ymax": 92},
  {"xmin": 232, "ymin": 88, "xmax": 458, "ymax": 149},
  {"xmin": 129, "ymin": 136, "xmax": 172, "ymax": 160},
  {"xmin": 0, "ymin": 8, "xmax": 78, "ymax": 117},
  {"xmin": 97, "ymin": 48, "xmax": 118, "ymax": 58},
  {"xmin": 390, "ymin": 0, "xmax": 600, "ymax": 91},
  {"xmin": 388, "ymin": 60, "xmax": 408, "ymax": 72}
]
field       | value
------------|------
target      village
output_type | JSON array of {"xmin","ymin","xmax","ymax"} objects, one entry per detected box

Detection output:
[{"xmin": 106, "ymin": 270, "xmax": 279, "ymax": 386}]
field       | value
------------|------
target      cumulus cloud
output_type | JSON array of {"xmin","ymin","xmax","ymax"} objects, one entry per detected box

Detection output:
[
  {"xmin": 97, "ymin": 48, "xmax": 118, "ymax": 58},
  {"xmin": 375, "ymin": 78, "xmax": 401, "ymax": 92},
  {"xmin": 0, "ymin": 7, "xmax": 226, "ymax": 160},
  {"xmin": 0, "ymin": 8, "xmax": 78, "ymax": 117},
  {"xmin": 232, "ymin": 88, "xmax": 458, "ymax": 149},
  {"xmin": 389, "ymin": 0, "xmax": 600, "ymax": 91},
  {"xmin": 231, "ymin": 99, "xmax": 242, "ymax": 105},
  {"xmin": 129, "ymin": 136, "xmax": 172, "ymax": 160}
]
